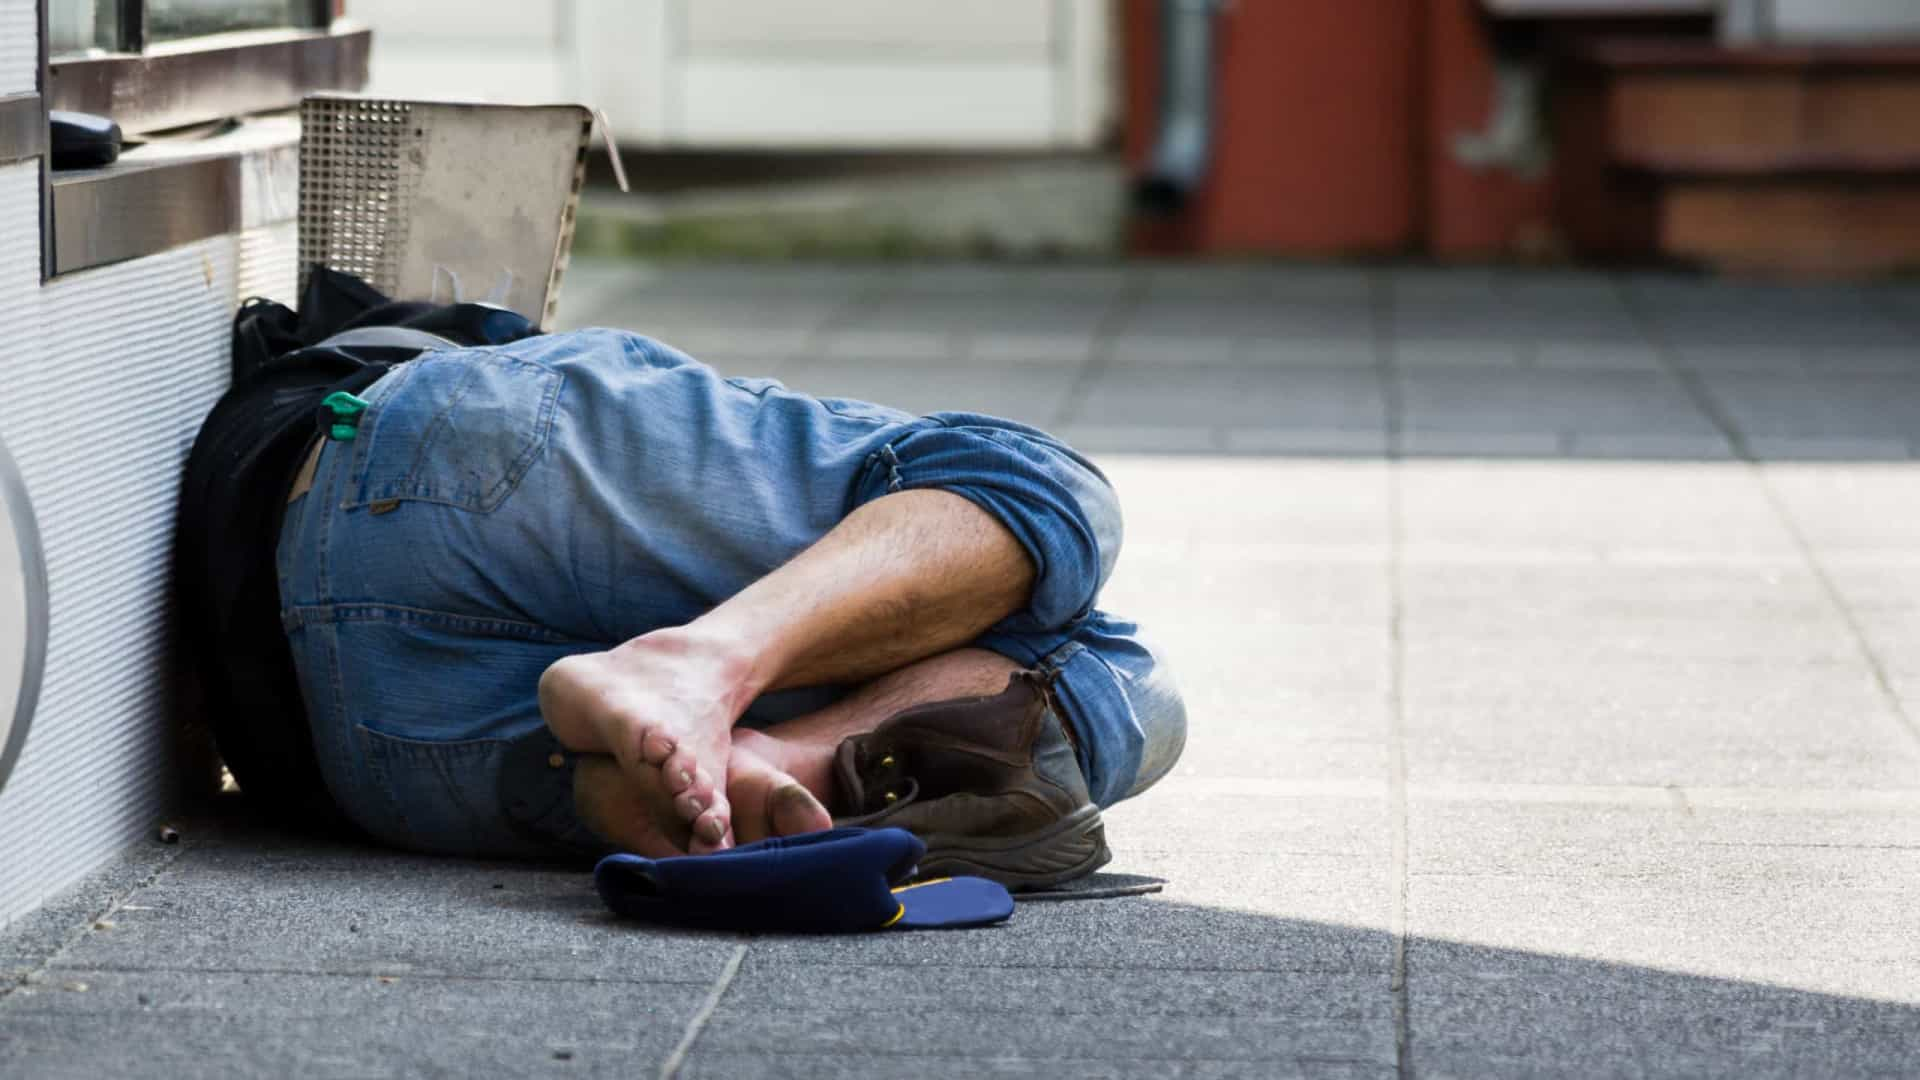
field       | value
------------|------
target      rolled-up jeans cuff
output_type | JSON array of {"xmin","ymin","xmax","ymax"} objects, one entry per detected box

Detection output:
[{"xmin": 854, "ymin": 416, "xmax": 1122, "ymax": 632}]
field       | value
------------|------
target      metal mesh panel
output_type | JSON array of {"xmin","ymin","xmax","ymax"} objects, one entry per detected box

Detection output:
[
  {"xmin": 297, "ymin": 96, "xmax": 416, "ymax": 300},
  {"xmin": 548, "ymin": 119, "xmax": 592, "ymax": 329},
  {"xmin": 297, "ymin": 95, "xmax": 592, "ymax": 329}
]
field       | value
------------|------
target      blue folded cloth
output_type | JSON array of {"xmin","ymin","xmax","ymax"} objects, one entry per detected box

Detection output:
[{"xmin": 594, "ymin": 827, "xmax": 1014, "ymax": 933}]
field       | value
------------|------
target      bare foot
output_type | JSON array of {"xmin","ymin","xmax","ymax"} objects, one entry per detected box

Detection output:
[
  {"xmin": 726, "ymin": 729, "xmax": 834, "ymax": 845},
  {"xmin": 571, "ymin": 754, "xmax": 692, "ymax": 858},
  {"xmin": 539, "ymin": 630, "xmax": 759, "ymax": 851}
]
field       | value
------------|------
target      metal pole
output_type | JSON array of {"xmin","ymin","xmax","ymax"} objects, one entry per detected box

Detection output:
[{"xmin": 1133, "ymin": 0, "xmax": 1223, "ymax": 216}]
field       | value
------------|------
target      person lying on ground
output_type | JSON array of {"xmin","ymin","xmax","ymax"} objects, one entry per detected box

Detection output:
[{"xmin": 187, "ymin": 282, "xmax": 1185, "ymax": 885}]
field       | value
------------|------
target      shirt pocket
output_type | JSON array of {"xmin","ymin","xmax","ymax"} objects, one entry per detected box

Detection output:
[{"xmin": 345, "ymin": 351, "xmax": 564, "ymax": 513}]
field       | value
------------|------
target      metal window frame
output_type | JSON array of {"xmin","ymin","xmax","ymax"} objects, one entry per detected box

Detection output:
[
  {"xmin": 0, "ymin": 94, "xmax": 44, "ymax": 163},
  {"xmin": 32, "ymin": 0, "xmax": 366, "ymax": 280},
  {"xmin": 49, "ymin": 23, "xmax": 371, "ymax": 137},
  {"xmin": 77, "ymin": 0, "xmax": 335, "ymax": 61},
  {"xmin": 51, "ymin": 153, "xmax": 243, "ymax": 274},
  {"xmin": 39, "ymin": 0, "xmax": 52, "ymax": 282}
]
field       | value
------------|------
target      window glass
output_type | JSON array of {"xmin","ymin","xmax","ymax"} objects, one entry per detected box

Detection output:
[
  {"xmin": 49, "ymin": 0, "xmax": 320, "ymax": 53},
  {"xmin": 47, "ymin": 0, "xmax": 118, "ymax": 53},
  {"xmin": 148, "ymin": 0, "xmax": 317, "ymax": 42}
]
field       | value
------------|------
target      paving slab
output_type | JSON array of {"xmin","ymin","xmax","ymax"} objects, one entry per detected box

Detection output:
[
  {"xmin": 1233, "ymin": 337, "xmax": 1377, "ymax": 369},
  {"xmin": 1395, "ymin": 369, "xmax": 1722, "ymax": 438},
  {"xmin": 741, "ymin": 894, "xmax": 1387, "ymax": 975},
  {"xmin": 1100, "ymin": 780, "xmax": 1388, "ymax": 860},
  {"xmin": 970, "ymin": 331, "xmax": 1101, "ymax": 363},
  {"xmin": 1396, "ymin": 429, "xmax": 1565, "ymax": 457},
  {"xmin": 1401, "ymin": 694, "xmax": 1920, "ymax": 789},
  {"xmin": 1763, "ymin": 464, "xmax": 1920, "ymax": 553},
  {"xmin": 1107, "ymin": 556, "xmax": 1391, "ymax": 624},
  {"xmin": 816, "ymin": 328, "xmax": 962, "ymax": 362},
  {"xmin": 1106, "ymin": 333, "xmax": 1238, "ymax": 366},
  {"xmin": 1697, "ymin": 372, "xmax": 1920, "ymax": 441},
  {"xmin": 678, "ymin": 1053, "xmax": 1394, "ymax": 1080},
  {"xmin": 1400, "ymin": 562, "xmax": 1838, "ymax": 628},
  {"xmin": 1534, "ymin": 342, "xmax": 1665, "ymax": 371},
  {"xmin": 683, "ymin": 1007, "xmax": 1395, "ymax": 1073},
  {"xmin": 1400, "ymin": 634, "xmax": 1889, "ymax": 709},
  {"xmin": 1396, "ymin": 460, "xmax": 1801, "ymax": 558},
  {"xmin": 1224, "ymin": 427, "xmax": 1393, "ymax": 455},
  {"xmin": 1394, "ymin": 339, "xmax": 1528, "ymax": 369},
  {"xmin": 1119, "ymin": 299, "xmax": 1375, "ymax": 340},
  {"xmin": 1822, "ymin": 562, "xmax": 1920, "ymax": 614},
  {"xmin": 1409, "ymin": 798, "xmax": 1920, "ymax": 879},
  {"xmin": 1149, "ymin": 623, "xmax": 1389, "ymax": 698},
  {"xmin": 1407, "ymin": 967, "xmax": 1920, "ymax": 1080},
  {"xmin": 778, "ymin": 358, "xmax": 1080, "ymax": 428},
  {"xmin": 1563, "ymin": 432, "xmax": 1739, "ymax": 459},
  {"xmin": 721, "ymin": 963, "xmax": 1389, "ymax": 1020},
  {"xmin": 1096, "ymin": 458, "xmax": 1389, "ymax": 549},
  {"xmin": 1068, "ymin": 364, "xmax": 1385, "ymax": 430},
  {"xmin": 43, "ymin": 843, "xmax": 733, "ymax": 984},
  {"xmin": 1049, "ymin": 424, "xmax": 1223, "ymax": 453},
  {"xmin": 1407, "ymin": 799, "xmax": 1920, "ymax": 998},
  {"xmin": 0, "ymin": 968, "xmax": 697, "ymax": 1079}
]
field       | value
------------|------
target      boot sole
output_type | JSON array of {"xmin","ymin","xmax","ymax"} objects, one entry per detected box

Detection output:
[{"xmin": 915, "ymin": 803, "xmax": 1112, "ymax": 891}]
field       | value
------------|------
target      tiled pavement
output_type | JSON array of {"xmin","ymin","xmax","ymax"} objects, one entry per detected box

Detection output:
[
  {"xmin": 554, "ymin": 260, "xmax": 1920, "ymax": 460},
  {"xmin": 2, "ymin": 261, "xmax": 1918, "ymax": 1077}
]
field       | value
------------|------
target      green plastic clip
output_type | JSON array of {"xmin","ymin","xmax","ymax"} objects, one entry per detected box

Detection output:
[{"xmin": 321, "ymin": 391, "xmax": 371, "ymax": 441}]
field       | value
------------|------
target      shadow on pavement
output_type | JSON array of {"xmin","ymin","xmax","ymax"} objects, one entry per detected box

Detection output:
[{"xmin": 2, "ymin": 812, "xmax": 1915, "ymax": 1077}]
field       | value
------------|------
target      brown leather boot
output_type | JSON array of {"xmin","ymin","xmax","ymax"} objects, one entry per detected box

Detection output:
[{"xmin": 831, "ymin": 670, "xmax": 1111, "ymax": 889}]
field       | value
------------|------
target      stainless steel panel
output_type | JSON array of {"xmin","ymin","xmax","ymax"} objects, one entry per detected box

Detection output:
[
  {"xmin": 47, "ymin": 25, "xmax": 369, "ymax": 135},
  {"xmin": 0, "ymin": 93, "xmax": 42, "ymax": 164},
  {"xmin": 51, "ymin": 154, "xmax": 238, "ymax": 273},
  {"xmin": 299, "ymin": 95, "xmax": 592, "ymax": 328}
]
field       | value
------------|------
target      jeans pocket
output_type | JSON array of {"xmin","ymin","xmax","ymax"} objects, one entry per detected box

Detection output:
[
  {"xmin": 355, "ymin": 724, "xmax": 523, "ymax": 857},
  {"xmin": 346, "ymin": 351, "xmax": 564, "ymax": 513}
]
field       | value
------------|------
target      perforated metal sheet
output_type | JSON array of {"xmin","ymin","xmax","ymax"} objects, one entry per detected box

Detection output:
[{"xmin": 298, "ymin": 94, "xmax": 592, "ymax": 328}]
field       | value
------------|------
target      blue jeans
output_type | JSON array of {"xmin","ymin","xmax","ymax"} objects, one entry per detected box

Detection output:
[{"xmin": 278, "ymin": 330, "xmax": 1186, "ymax": 857}]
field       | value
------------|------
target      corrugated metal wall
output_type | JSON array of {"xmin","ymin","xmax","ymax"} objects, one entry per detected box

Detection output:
[
  {"xmin": 0, "ymin": 156, "xmax": 297, "ymax": 928},
  {"xmin": 0, "ymin": 0, "xmax": 33, "ymax": 95}
]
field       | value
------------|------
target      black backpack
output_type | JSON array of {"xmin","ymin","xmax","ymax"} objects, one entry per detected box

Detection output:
[{"xmin": 175, "ymin": 268, "xmax": 535, "ymax": 826}]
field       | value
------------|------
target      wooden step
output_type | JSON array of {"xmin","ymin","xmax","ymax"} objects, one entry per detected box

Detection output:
[
  {"xmin": 1573, "ymin": 38, "xmax": 1920, "ymax": 174},
  {"xmin": 1555, "ymin": 38, "xmax": 1920, "ymax": 274},
  {"xmin": 1661, "ymin": 180, "xmax": 1920, "ymax": 275}
]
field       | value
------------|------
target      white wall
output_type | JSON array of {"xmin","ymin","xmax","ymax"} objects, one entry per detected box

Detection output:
[
  {"xmin": 0, "ymin": 0, "xmax": 299, "ymax": 927},
  {"xmin": 1772, "ymin": 0, "xmax": 1920, "ymax": 42},
  {"xmin": 353, "ymin": 0, "xmax": 1114, "ymax": 150}
]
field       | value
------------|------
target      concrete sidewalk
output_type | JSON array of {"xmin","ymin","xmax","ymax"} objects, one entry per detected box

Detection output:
[{"xmin": 3, "ymin": 261, "xmax": 1919, "ymax": 1077}]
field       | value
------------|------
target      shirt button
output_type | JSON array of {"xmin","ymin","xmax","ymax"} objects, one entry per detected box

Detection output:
[{"xmin": 547, "ymin": 752, "xmax": 566, "ymax": 769}]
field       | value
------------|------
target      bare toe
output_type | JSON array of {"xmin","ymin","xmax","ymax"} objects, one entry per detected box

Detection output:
[
  {"xmin": 728, "ymin": 740, "xmax": 831, "ymax": 845},
  {"xmin": 688, "ymin": 804, "xmax": 732, "ymax": 853},
  {"xmin": 673, "ymin": 789, "xmax": 707, "ymax": 820},
  {"xmin": 639, "ymin": 728, "xmax": 678, "ymax": 765},
  {"xmin": 767, "ymin": 783, "xmax": 831, "ymax": 838},
  {"xmin": 662, "ymin": 751, "xmax": 705, "ymax": 796},
  {"xmin": 572, "ymin": 755, "xmax": 692, "ymax": 859}
]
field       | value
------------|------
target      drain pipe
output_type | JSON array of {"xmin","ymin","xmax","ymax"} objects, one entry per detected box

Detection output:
[{"xmin": 1133, "ymin": 0, "xmax": 1225, "ymax": 216}]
